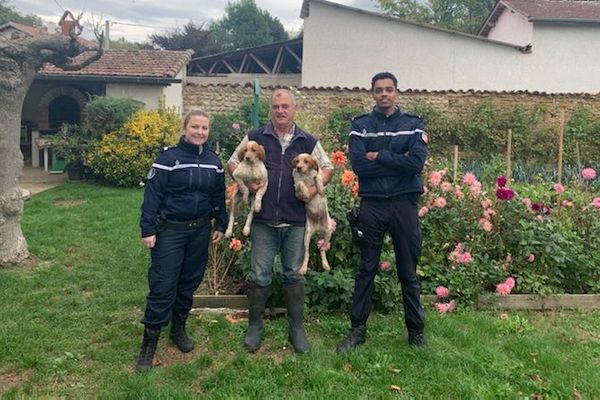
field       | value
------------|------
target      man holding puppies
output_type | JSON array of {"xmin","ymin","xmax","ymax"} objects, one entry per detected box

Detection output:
[
  {"xmin": 228, "ymin": 88, "xmax": 332, "ymax": 354},
  {"xmin": 337, "ymin": 72, "xmax": 429, "ymax": 353}
]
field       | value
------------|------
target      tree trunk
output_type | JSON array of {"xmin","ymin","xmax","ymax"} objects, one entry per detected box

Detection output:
[{"xmin": 0, "ymin": 55, "xmax": 35, "ymax": 264}]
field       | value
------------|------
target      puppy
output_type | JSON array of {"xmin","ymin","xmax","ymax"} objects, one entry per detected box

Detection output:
[
  {"xmin": 292, "ymin": 153, "xmax": 333, "ymax": 275},
  {"xmin": 225, "ymin": 141, "xmax": 268, "ymax": 238}
]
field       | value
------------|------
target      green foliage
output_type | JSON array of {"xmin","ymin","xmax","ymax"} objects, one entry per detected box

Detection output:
[
  {"xmin": 376, "ymin": 0, "xmax": 495, "ymax": 34},
  {"xmin": 49, "ymin": 124, "xmax": 92, "ymax": 166},
  {"xmin": 109, "ymin": 37, "xmax": 147, "ymax": 50},
  {"xmin": 321, "ymin": 106, "xmax": 365, "ymax": 148},
  {"xmin": 210, "ymin": 0, "xmax": 288, "ymax": 50},
  {"xmin": 85, "ymin": 108, "xmax": 181, "ymax": 186},
  {"xmin": 565, "ymin": 105, "xmax": 600, "ymax": 166},
  {"xmin": 0, "ymin": 0, "xmax": 42, "ymax": 27},
  {"xmin": 210, "ymin": 99, "xmax": 270, "ymax": 158},
  {"xmin": 83, "ymin": 96, "xmax": 143, "ymax": 138},
  {"xmin": 150, "ymin": 21, "xmax": 223, "ymax": 57}
]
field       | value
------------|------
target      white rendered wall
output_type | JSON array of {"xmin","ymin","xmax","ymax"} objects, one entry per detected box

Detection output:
[
  {"xmin": 301, "ymin": 1, "xmax": 600, "ymax": 93},
  {"xmin": 106, "ymin": 84, "xmax": 165, "ymax": 110},
  {"xmin": 486, "ymin": 8, "xmax": 533, "ymax": 47}
]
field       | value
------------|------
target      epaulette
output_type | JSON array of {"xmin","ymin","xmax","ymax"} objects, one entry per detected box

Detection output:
[
  {"xmin": 352, "ymin": 113, "xmax": 370, "ymax": 121},
  {"xmin": 160, "ymin": 146, "xmax": 176, "ymax": 153},
  {"xmin": 403, "ymin": 112, "xmax": 423, "ymax": 120}
]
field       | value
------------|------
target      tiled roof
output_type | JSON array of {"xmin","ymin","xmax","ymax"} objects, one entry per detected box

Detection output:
[
  {"xmin": 504, "ymin": 0, "xmax": 600, "ymax": 21},
  {"xmin": 39, "ymin": 49, "xmax": 194, "ymax": 78},
  {"xmin": 0, "ymin": 22, "xmax": 43, "ymax": 36},
  {"xmin": 0, "ymin": 21, "xmax": 96, "ymax": 47}
]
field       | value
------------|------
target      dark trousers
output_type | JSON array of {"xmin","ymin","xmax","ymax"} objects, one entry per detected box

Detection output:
[
  {"xmin": 142, "ymin": 224, "xmax": 210, "ymax": 328},
  {"xmin": 349, "ymin": 195, "xmax": 425, "ymax": 333}
]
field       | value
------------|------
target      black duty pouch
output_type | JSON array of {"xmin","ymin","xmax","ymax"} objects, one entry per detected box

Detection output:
[{"xmin": 346, "ymin": 204, "xmax": 365, "ymax": 246}]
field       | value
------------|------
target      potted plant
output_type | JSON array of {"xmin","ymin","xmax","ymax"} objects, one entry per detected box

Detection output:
[{"xmin": 50, "ymin": 124, "xmax": 90, "ymax": 180}]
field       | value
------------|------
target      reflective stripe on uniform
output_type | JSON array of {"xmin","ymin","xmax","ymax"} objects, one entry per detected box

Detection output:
[
  {"xmin": 152, "ymin": 163, "xmax": 224, "ymax": 173},
  {"xmin": 349, "ymin": 129, "xmax": 425, "ymax": 138}
]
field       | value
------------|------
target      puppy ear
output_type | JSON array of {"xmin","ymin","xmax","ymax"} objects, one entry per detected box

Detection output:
[
  {"xmin": 238, "ymin": 146, "xmax": 247, "ymax": 162},
  {"xmin": 309, "ymin": 156, "xmax": 319, "ymax": 171},
  {"xmin": 292, "ymin": 155, "xmax": 300, "ymax": 167},
  {"xmin": 257, "ymin": 145, "xmax": 266, "ymax": 161}
]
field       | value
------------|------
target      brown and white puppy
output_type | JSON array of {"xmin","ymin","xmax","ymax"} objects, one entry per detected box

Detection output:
[
  {"xmin": 292, "ymin": 153, "xmax": 332, "ymax": 275},
  {"xmin": 225, "ymin": 141, "xmax": 268, "ymax": 238}
]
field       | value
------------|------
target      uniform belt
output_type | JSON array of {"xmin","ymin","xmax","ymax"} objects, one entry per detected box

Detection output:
[{"xmin": 162, "ymin": 216, "xmax": 210, "ymax": 230}]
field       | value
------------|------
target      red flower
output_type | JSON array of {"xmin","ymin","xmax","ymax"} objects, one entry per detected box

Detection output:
[
  {"xmin": 229, "ymin": 239, "xmax": 242, "ymax": 252},
  {"xmin": 496, "ymin": 176, "xmax": 508, "ymax": 187},
  {"xmin": 330, "ymin": 151, "xmax": 347, "ymax": 168}
]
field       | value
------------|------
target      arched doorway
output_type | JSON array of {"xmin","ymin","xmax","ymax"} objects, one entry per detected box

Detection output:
[{"xmin": 48, "ymin": 95, "xmax": 81, "ymax": 130}]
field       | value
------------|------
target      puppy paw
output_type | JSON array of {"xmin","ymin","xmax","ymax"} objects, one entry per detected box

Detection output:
[
  {"xmin": 322, "ymin": 262, "xmax": 331, "ymax": 271},
  {"xmin": 242, "ymin": 226, "xmax": 251, "ymax": 236},
  {"xmin": 225, "ymin": 229, "xmax": 233, "ymax": 238},
  {"xmin": 253, "ymin": 203, "xmax": 262, "ymax": 213}
]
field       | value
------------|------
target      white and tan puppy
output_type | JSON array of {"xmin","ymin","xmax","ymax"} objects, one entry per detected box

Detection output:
[
  {"xmin": 292, "ymin": 153, "xmax": 333, "ymax": 275},
  {"xmin": 225, "ymin": 141, "xmax": 268, "ymax": 238}
]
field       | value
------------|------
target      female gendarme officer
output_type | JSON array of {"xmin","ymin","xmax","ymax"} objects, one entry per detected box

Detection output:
[{"xmin": 136, "ymin": 109, "xmax": 227, "ymax": 372}]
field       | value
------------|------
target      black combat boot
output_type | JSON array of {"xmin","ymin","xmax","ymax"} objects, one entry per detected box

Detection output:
[
  {"xmin": 136, "ymin": 327, "xmax": 161, "ymax": 372},
  {"xmin": 244, "ymin": 282, "xmax": 270, "ymax": 352},
  {"xmin": 283, "ymin": 283, "xmax": 310, "ymax": 354},
  {"xmin": 170, "ymin": 313, "xmax": 194, "ymax": 353},
  {"xmin": 336, "ymin": 325, "xmax": 367, "ymax": 354},
  {"xmin": 408, "ymin": 331, "xmax": 429, "ymax": 348}
]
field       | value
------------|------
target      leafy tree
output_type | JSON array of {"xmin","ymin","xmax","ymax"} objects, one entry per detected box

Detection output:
[
  {"xmin": 150, "ymin": 21, "xmax": 222, "ymax": 57},
  {"xmin": 210, "ymin": 0, "xmax": 288, "ymax": 50},
  {"xmin": 0, "ymin": 0, "xmax": 42, "ymax": 27},
  {"xmin": 109, "ymin": 36, "xmax": 148, "ymax": 50},
  {"xmin": 376, "ymin": 0, "xmax": 495, "ymax": 35}
]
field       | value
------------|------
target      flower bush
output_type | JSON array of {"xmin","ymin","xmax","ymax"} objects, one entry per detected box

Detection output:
[{"xmin": 85, "ymin": 107, "xmax": 181, "ymax": 187}]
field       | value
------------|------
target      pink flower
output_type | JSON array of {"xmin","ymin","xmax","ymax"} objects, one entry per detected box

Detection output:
[
  {"xmin": 458, "ymin": 252, "xmax": 473, "ymax": 264},
  {"xmin": 505, "ymin": 277, "xmax": 515, "ymax": 290},
  {"xmin": 379, "ymin": 261, "xmax": 391, "ymax": 271},
  {"xmin": 561, "ymin": 200, "xmax": 573, "ymax": 208},
  {"xmin": 496, "ymin": 282, "xmax": 512, "ymax": 296},
  {"xmin": 428, "ymin": 170, "xmax": 445, "ymax": 187},
  {"xmin": 528, "ymin": 253, "xmax": 535, "ymax": 263},
  {"xmin": 582, "ymin": 167, "xmax": 597, "ymax": 180},
  {"xmin": 454, "ymin": 186, "xmax": 464, "ymax": 199},
  {"xmin": 329, "ymin": 218, "xmax": 337, "ymax": 232},
  {"xmin": 497, "ymin": 176, "xmax": 507, "ymax": 187},
  {"xmin": 462, "ymin": 172, "xmax": 478, "ymax": 186},
  {"xmin": 479, "ymin": 218, "xmax": 493, "ymax": 232},
  {"xmin": 469, "ymin": 182, "xmax": 482, "ymax": 198},
  {"xmin": 433, "ymin": 196, "xmax": 447, "ymax": 209},
  {"xmin": 316, "ymin": 239, "xmax": 331, "ymax": 251},
  {"xmin": 418, "ymin": 206, "xmax": 429, "ymax": 217},
  {"xmin": 440, "ymin": 181, "xmax": 453, "ymax": 192},
  {"xmin": 592, "ymin": 197, "xmax": 600, "ymax": 209},
  {"xmin": 422, "ymin": 185, "xmax": 429, "ymax": 195},
  {"xmin": 553, "ymin": 183, "xmax": 564, "ymax": 194},
  {"xmin": 435, "ymin": 286, "xmax": 450, "ymax": 298},
  {"xmin": 435, "ymin": 300, "xmax": 457, "ymax": 314},
  {"xmin": 505, "ymin": 254, "xmax": 513, "ymax": 264},
  {"xmin": 535, "ymin": 215, "xmax": 544, "ymax": 223},
  {"xmin": 229, "ymin": 239, "xmax": 242, "ymax": 252},
  {"xmin": 522, "ymin": 198, "xmax": 532, "ymax": 207},
  {"xmin": 481, "ymin": 199, "xmax": 493, "ymax": 209},
  {"xmin": 231, "ymin": 123, "xmax": 241, "ymax": 130},
  {"xmin": 483, "ymin": 208, "xmax": 496, "ymax": 218}
]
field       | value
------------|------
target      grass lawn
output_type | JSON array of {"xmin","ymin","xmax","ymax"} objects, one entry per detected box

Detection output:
[{"xmin": 1, "ymin": 182, "xmax": 599, "ymax": 398}]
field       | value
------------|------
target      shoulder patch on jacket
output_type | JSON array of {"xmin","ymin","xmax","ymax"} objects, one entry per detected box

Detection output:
[
  {"xmin": 160, "ymin": 146, "xmax": 176, "ymax": 153},
  {"xmin": 352, "ymin": 113, "xmax": 370, "ymax": 121}
]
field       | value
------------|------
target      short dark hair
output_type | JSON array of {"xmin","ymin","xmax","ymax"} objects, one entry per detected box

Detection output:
[{"xmin": 371, "ymin": 72, "xmax": 398, "ymax": 91}]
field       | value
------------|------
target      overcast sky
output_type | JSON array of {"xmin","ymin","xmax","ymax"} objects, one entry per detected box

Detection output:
[{"xmin": 10, "ymin": 0, "xmax": 378, "ymax": 43}]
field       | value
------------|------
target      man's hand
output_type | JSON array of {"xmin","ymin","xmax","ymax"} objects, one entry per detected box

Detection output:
[
  {"xmin": 212, "ymin": 230, "xmax": 224, "ymax": 244},
  {"xmin": 366, "ymin": 152, "xmax": 379, "ymax": 161},
  {"xmin": 246, "ymin": 181, "xmax": 266, "ymax": 193},
  {"xmin": 142, "ymin": 235, "xmax": 156, "ymax": 249}
]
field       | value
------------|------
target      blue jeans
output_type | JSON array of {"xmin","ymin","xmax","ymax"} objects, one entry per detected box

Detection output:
[{"xmin": 249, "ymin": 222, "xmax": 306, "ymax": 287}]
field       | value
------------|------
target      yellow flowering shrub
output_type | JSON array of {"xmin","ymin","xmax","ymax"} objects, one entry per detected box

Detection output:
[{"xmin": 85, "ymin": 108, "xmax": 182, "ymax": 187}]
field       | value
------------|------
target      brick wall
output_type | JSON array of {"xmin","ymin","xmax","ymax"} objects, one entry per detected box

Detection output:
[{"xmin": 184, "ymin": 83, "xmax": 600, "ymax": 125}]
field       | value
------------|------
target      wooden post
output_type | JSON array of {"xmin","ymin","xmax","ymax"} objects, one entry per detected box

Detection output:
[
  {"xmin": 506, "ymin": 129, "xmax": 512, "ymax": 181},
  {"xmin": 575, "ymin": 141, "xmax": 582, "ymax": 171},
  {"xmin": 453, "ymin": 145, "xmax": 459, "ymax": 183},
  {"xmin": 557, "ymin": 110, "xmax": 565, "ymax": 184}
]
